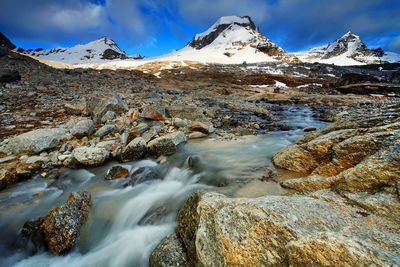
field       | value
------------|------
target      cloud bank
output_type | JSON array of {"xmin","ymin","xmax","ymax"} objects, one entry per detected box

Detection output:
[{"xmin": 1, "ymin": 0, "xmax": 399, "ymax": 53}]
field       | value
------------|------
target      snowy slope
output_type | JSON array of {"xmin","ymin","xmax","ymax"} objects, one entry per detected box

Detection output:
[
  {"xmin": 295, "ymin": 31, "xmax": 387, "ymax": 65},
  {"xmin": 24, "ymin": 37, "xmax": 142, "ymax": 65}
]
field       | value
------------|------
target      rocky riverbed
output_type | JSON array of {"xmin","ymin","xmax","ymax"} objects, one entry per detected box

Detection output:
[{"xmin": 1, "ymin": 47, "xmax": 400, "ymax": 266}]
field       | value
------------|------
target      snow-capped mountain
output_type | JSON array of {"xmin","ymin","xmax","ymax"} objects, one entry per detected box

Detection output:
[
  {"xmin": 295, "ymin": 31, "xmax": 389, "ymax": 65},
  {"xmin": 23, "ymin": 37, "xmax": 142, "ymax": 65},
  {"xmin": 155, "ymin": 16, "xmax": 300, "ymax": 64}
]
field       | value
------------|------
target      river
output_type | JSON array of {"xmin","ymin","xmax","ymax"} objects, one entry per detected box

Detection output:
[{"xmin": 0, "ymin": 105, "xmax": 326, "ymax": 267}]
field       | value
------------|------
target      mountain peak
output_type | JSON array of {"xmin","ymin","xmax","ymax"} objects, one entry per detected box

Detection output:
[
  {"xmin": 182, "ymin": 15, "xmax": 299, "ymax": 63},
  {"xmin": 188, "ymin": 16, "xmax": 257, "ymax": 49}
]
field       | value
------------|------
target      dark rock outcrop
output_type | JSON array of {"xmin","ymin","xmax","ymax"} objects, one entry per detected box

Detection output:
[
  {"xmin": 0, "ymin": 69, "xmax": 21, "ymax": 83},
  {"xmin": 0, "ymin": 32, "xmax": 16, "ymax": 50}
]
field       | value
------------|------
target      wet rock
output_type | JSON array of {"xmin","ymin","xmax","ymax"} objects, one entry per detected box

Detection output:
[
  {"xmin": 2, "ymin": 128, "xmax": 67, "ymax": 154},
  {"xmin": 177, "ymin": 191, "xmax": 400, "ymax": 266},
  {"xmin": 0, "ymin": 167, "xmax": 17, "ymax": 190},
  {"xmin": 189, "ymin": 121, "xmax": 210, "ymax": 134},
  {"xmin": 94, "ymin": 124, "xmax": 115, "ymax": 137},
  {"xmin": 104, "ymin": 165, "xmax": 130, "ymax": 180},
  {"xmin": 42, "ymin": 191, "xmax": 92, "ymax": 254},
  {"xmin": 72, "ymin": 146, "xmax": 109, "ymax": 166},
  {"xmin": 147, "ymin": 131, "xmax": 186, "ymax": 157},
  {"xmin": 87, "ymin": 93, "xmax": 128, "ymax": 124},
  {"xmin": 0, "ymin": 69, "xmax": 21, "ymax": 83},
  {"xmin": 126, "ymin": 166, "xmax": 161, "ymax": 186},
  {"xmin": 119, "ymin": 137, "xmax": 146, "ymax": 162},
  {"xmin": 149, "ymin": 233, "xmax": 188, "ymax": 267},
  {"xmin": 70, "ymin": 119, "xmax": 95, "ymax": 138},
  {"xmin": 21, "ymin": 217, "xmax": 46, "ymax": 252},
  {"xmin": 141, "ymin": 105, "xmax": 165, "ymax": 120}
]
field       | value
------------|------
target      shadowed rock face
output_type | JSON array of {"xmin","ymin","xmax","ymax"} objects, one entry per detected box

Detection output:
[
  {"xmin": 0, "ymin": 32, "xmax": 16, "ymax": 50},
  {"xmin": 42, "ymin": 191, "xmax": 92, "ymax": 255}
]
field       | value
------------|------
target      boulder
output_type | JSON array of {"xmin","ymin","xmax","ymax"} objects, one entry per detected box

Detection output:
[
  {"xmin": 149, "ymin": 233, "xmax": 188, "ymax": 267},
  {"xmin": 141, "ymin": 105, "xmax": 165, "ymax": 120},
  {"xmin": 189, "ymin": 121, "xmax": 210, "ymax": 134},
  {"xmin": 166, "ymin": 105, "xmax": 210, "ymax": 124},
  {"xmin": 64, "ymin": 102, "xmax": 86, "ymax": 115},
  {"xmin": 147, "ymin": 132, "xmax": 186, "ymax": 157},
  {"xmin": 2, "ymin": 128, "xmax": 67, "ymax": 154},
  {"xmin": 0, "ymin": 167, "xmax": 17, "ymax": 190},
  {"xmin": 42, "ymin": 191, "xmax": 92, "ymax": 254},
  {"xmin": 70, "ymin": 119, "xmax": 95, "ymax": 138},
  {"xmin": 87, "ymin": 93, "xmax": 128, "ymax": 123},
  {"xmin": 104, "ymin": 165, "xmax": 130, "ymax": 180},
  {"xmin": 0, "ymin": 69, "xmax": 21, "ymax": 83},
  {"xmin": 176, "ymin": 191, "xmax": 400, "ymax": 266},
  {"xmin": 142, "ymin": 126, "xmax": 162, "ymax": 142},
  {"xmin": 101, "ymin": 111, "xmax": 116, "ymax": 123},
  {"xmin": 173, "ymin": 117, "xmax": 188, "ymax": 128},
  {"xmin": 272, "ymin": 144, "xmax": 318, "ymax": 174},
  {"xmin": 72, "ymin": 147, "xmax": 109, "ymax": 166},
  {"xmin": 119, "ymin": 137, "xmax": 146, "ymax": 162},
  {"xmin": 94, "ymin": 124, "xmax": 115, "ymax": 138},
  {"xmin": 273, "ymin": 115, "xmax": 400, "ymax": 194}
]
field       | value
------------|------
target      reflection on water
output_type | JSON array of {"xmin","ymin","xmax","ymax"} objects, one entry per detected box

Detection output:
[{"xmin": 0, "ymin": 105, "xmax": 326, "ymax": 267}]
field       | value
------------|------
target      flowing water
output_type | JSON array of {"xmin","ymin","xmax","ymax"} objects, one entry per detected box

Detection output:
[{"xmin": 0, "ymin": 105, "xmax": 326, "ymax": 267}]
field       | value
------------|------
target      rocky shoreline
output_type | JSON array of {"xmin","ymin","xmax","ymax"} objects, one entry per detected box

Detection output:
[{"xmin": 1, "ymin": 47, "xmax": 400, "ymax": 265}]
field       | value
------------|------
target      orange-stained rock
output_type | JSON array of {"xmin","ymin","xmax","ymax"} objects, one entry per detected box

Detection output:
[
  {"xmin": 42, "ymin": 191, "xmax": 92, "ymax": 254},
  {"xmin": 104, "ymin": 165, "xmax": 130, "ymax": 180}
]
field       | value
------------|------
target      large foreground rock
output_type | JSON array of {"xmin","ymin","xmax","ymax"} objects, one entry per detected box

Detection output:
[
  {"xmin": 147, "ymin": 132, "xmax": 186, "ymax": 157},
  {"xmin": 2, "ymin": 128, "xmax": 68, "ymax": 154},
  {"xmin": 72, "ymin": 146, "xmax": 109, "ymax": 166},
  {"xmin": 42, "ymin": 191, "xmax": 92, "ymax": 254},
  {"xmin": 174, "ymin": 191, "xmax": 400, "ymax": 266}
]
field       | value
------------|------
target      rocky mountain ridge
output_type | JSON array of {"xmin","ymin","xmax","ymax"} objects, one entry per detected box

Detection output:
[{"xmin": 295, "ymin": 31, "xmax": 393, "ymax": 65}]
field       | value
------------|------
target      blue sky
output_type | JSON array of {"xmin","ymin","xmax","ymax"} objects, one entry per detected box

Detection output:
[{"xmin": 1, "ymin": 0, "xmax": 400, "ymax": 57}]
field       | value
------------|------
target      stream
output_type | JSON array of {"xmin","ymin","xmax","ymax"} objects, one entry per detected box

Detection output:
[{"xmin": 0, "ymin": 105, "xmax": 326, "ymax": 267}]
